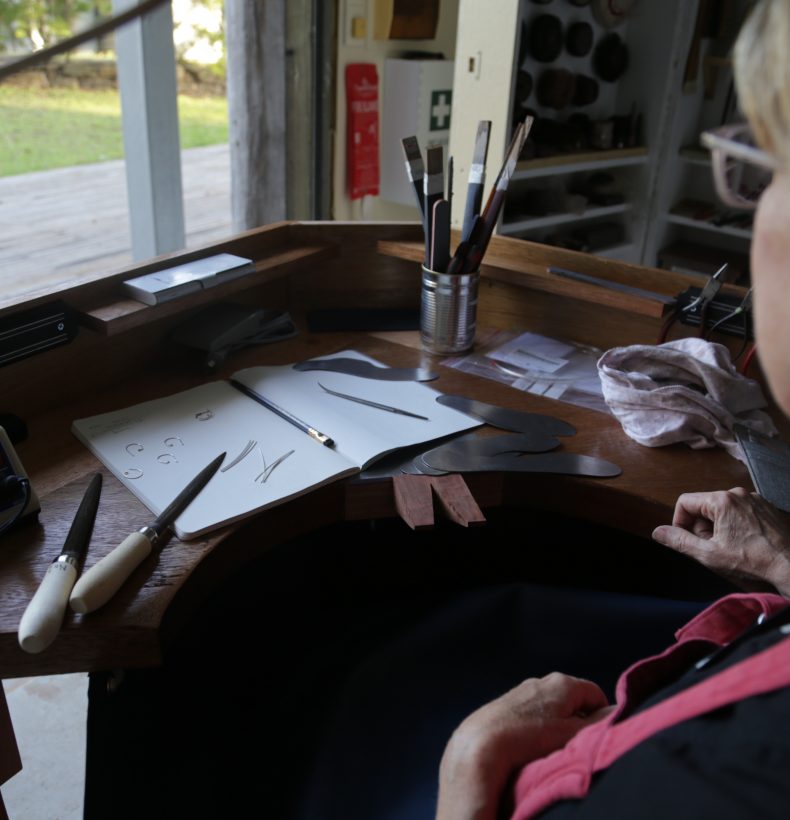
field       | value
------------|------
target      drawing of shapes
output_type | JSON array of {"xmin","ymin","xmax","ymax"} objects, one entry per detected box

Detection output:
[
  {"xmin": 255, "ymin": 449, "xmax": 295, "ymax": 483},
  {"xmin": 221, "ymin": 439, "xmax": 257, "ymax": 473}
]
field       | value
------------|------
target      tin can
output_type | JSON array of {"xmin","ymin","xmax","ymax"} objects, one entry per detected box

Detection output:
[{"xmin": 419, "ymin": 266, "xmax": 479, "ymax": 355}]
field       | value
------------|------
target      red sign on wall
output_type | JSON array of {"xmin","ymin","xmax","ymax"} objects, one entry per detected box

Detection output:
[{"xmin": 346, "ymin": 63, "xmax": 380, "ymax": 200}]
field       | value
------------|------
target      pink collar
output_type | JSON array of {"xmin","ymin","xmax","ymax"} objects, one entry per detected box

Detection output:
[{"xmin": 511, "ymin": 593, "xmax": 790, "ymax": 819}]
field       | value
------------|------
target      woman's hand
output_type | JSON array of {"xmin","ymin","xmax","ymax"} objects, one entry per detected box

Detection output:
[
  {"xmin": 652, "ymin": 487, "xmax": 790, "ymax": 595},
  {"xmin": 435, "ymin": 672, "xmax": 611, "ymax": 820}
]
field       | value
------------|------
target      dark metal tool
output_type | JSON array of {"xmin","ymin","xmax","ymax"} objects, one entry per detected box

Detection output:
[
  {"xmin": 356, "ymin": 434, "xmax": 463, "ymax": 479},
  {"xmin": 548, "ymin": 267, "xmax": 678, "ymax": 305},
  {"xmin": 436, "ymin": 394, "xmax": 576, "ymax": 437},
  {"xmin": 293, "ymin": 357, "xmax": 438, "ymax": 382},
  {"xmin": 69, "ymin": 452, "xmax": 226, "ymax": 614},
  {"xmin": 421, "ymin": 450, "xmax": 622, "ymax": 478},
  {"xmin": 318, "ymin": 382, "xmax": 429, "ymax": 420},
  {"xmin": 409, "ymin": 454, "xmax": 447, "ymax": 476},
  {"xmin": 422, "ymin": 431, "xmax": 560, "ymax": 463},
  {"xmin": 734, "ymin": 423, "xmax": 790, "ymax": 513},
  {"xmin": 410, "ymin": 431, "xmax": 560, "ymax": 476},
  {"xmin": 18, "ymin": 472, "xmax": 102, "ymax": 653}
]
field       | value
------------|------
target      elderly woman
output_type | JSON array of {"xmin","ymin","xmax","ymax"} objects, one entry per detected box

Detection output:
[
  {"xmin": 83, "ymin": 3, "xmax": 790, "ymax": 818},
  {"xmin": 436, "ymin": 1, "xmax": 790, "ymax": 817}
]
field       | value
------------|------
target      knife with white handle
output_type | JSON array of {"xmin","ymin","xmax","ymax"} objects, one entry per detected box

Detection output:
[
  {"xmin": 18, "ymin": 472, "xmax": 102, "ymax": 653},
  {"xmin": 69, "ymin": 452, "xmax": 225, "ymax": 615}
]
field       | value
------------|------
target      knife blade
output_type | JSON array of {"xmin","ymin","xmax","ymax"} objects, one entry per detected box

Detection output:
[
  {"xmin": 18, "ymin": 472, "xmax": 102, "ymax": 653},
  {"xmin": 69, "ymin": 451, "xmax": 226, "ymax": 615}
]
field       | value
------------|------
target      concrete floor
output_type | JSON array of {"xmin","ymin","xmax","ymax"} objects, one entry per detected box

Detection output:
[{"xmin": 2, "ymin": 674, "xmax": 87, "ymax": 819}]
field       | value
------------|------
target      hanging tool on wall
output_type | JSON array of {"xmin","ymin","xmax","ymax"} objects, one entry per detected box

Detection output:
[{"xmin": 346, "ymin": 63, "xmax": 380, "ymax": 201}]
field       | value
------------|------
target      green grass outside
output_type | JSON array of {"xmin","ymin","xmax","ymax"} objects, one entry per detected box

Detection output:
[{"xmin": 0, "ymin": 86, "xmax": 228, "ymax": 177}]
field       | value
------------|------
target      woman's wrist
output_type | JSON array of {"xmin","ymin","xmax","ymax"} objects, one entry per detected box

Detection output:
[{"xmin": 437, "ymin": 725, "xmax": 509, "ymax": 820}]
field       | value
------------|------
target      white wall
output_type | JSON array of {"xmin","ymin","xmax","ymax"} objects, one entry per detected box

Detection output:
[{"xmin": 332, "ymin": 0, "xmax": 459, "ymax": 221}]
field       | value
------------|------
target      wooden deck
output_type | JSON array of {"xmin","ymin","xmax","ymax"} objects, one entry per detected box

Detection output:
[{"xmin": 0, "ymin": 143, "xmax": 232, "ymax": 307}]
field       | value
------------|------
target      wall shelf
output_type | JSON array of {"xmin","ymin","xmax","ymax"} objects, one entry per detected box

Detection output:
[
  {"xmin": 377, "ymin": 234, "xmax": 682, "ymax": 320},
  {"xmin": 666, "ymin": 214, "xmax": 752, "ymax": 239},
  {"xmin": 450, "ymin": 0, "xmax": 753, "ymax": 275},
  {"xmin": 513, "ymin": 148, "xmax": 649, "ymax": 180},
  {"xmin": 501, "ymin": 204, "xmax": 632, "ymax": 235},
  {"xmin": 72, "ymin": 242, "xmax": 339, "ymax": 336}
]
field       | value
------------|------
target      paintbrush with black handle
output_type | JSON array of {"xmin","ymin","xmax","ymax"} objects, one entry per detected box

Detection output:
[
  {"xmin": 461, "ymin": 120, "xmax": 491, "ymax": 243},
  {"xmin": 401, "ymin": 135, "xmax": 425, "ymax": 217}
]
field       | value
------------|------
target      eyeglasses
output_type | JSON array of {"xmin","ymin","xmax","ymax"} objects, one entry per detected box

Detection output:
[{"xmin": 700, "ymin": 123, "xmax": 779, "ymax": 210}]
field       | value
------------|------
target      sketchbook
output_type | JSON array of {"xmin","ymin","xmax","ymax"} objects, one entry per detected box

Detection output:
[{"xmin": 71, "ymin": 350, "xmax": 481, "ymax": 539}]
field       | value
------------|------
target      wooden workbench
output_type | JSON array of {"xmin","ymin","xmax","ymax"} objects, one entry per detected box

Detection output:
[{"xmin": 0, "ymin": 222, "xmax": 769, "ymax": 680}]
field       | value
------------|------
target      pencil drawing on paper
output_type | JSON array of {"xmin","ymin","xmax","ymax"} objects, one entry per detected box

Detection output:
[
  {"xmin": 222, "ymin": 439, "xmax": 257, "ymax": 472},
  {"xmin": 255, "ymin": 447, "xmax": 295, "ymax": 484}
]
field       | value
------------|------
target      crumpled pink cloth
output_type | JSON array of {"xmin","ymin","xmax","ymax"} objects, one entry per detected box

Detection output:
[{"xmin": 597, "ymin": 338, "xmax": 777, "ymax": 462}]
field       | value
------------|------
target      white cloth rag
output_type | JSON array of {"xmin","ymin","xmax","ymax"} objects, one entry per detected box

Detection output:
[{"xmin": 597, "ymin": 338, "xmax": 777, "ymax": 462}]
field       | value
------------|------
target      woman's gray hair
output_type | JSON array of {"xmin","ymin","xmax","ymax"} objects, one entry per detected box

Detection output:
[{"xmin": 735, "ymin": 0, "xmax": 790, "ymax": 170}]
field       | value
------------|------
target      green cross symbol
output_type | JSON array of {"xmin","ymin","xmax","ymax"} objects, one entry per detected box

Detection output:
[{"xmin": 430, "ymin": 90, "xmax": 452, "ymax": 131}]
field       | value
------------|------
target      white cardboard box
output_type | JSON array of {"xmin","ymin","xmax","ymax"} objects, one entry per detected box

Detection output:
[
  {"xmin": 380, "ymin": 59, "xmax": 454, "ymax": 208},
  {"xmin": 123, "ymin": 253, "xmax": 255, "ymax": 305}
]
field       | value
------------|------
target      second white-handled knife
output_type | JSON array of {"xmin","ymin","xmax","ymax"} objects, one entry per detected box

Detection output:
[
  {"xmin": 69, "ymin": 451, "xmax": 226, "ymax": 614},
  {"xmin": 18, "ymin": 472, "xmax": 102, "ymax": 653}
]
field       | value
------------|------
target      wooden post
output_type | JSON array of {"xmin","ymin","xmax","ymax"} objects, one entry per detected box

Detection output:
[
  {"xmin": 225, "ymin": 0, "xmax": 288, "ymax": 232},
  {"xmin": 113, "ymin": 0, "xmax": 185, "ymax": 260}
]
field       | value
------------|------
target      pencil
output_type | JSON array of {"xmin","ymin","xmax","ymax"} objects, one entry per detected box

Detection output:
[{"xmin": 229, "ymin": 378, "xmax": 335, "ymax": 448}]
